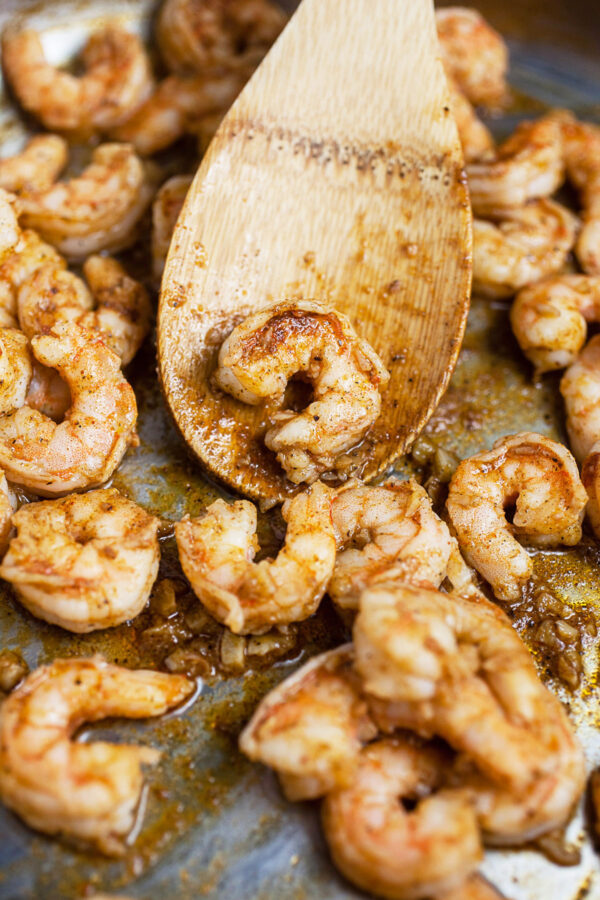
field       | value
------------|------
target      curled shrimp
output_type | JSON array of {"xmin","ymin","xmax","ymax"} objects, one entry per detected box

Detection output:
[
  {"xmin": 239, "ymin": 645, "xmax": 376, "ymax": 800},
  {"xmin": 0, "ymin": 656, "xmax": 194, "ymax": 854},
  {"xmin": 473, "ymin": 199, "xmax": 579, "ymax": 298},
  {"xmin": 18, "ymin": 256, "xmax": 151, "ymax": 366},
  {"xmin": 582, "ymin": 441, "xmax": 600, "ymax": 538},
  {"xmin": 467, "ymin": 113, "xmax": 565, "ymax": 216},
  {"xmin": 2, "ymin": 25, "xmax": 153, "ymax": 134},
  {"xmin": 214, "ymin": 301, "xmax": 390, "ymax": 484},
  {"xmin": 109, "ymin": 72, "xmax": 244, "ymax": 156},
  {"xmin": 0, "ymin": 135, "xmax": 67, "ymax": 193},
  {"xmin": 175, "ymin": 481, "xmax": 336, "ymax": 634},
  {"xmin": 0, "ymin": 327, "xmax": 32, "ymax": 415},
  {"xmin": 435, "ymin": 7, "xmax": 509, "ymax": 108},
  {"xmin": 322, "ymin": 737, "xmax": 482, "ymax": 900},
  {"xmin": 152, "ymin": 174, "xmax": 193, "ymax": 282},
  {"xmin": 18, "ymin": 143, "xmax": 155, "ymax": 261},
  {"xmin": 0, "ymin": 188, "xmax": 20, "ymax": 267},
  {"xmin": 447, "ymin": 77, "xmax": 495, "ymax": 163},
  {"xmin": 446, "ymin": 432, "xmax": 586, "ymax": 601},
  {"xmin": 560, "ymin": 110, "xmax": 600, "ymax": 275},
  {"xmin": 157, "ymin": 0, "xmax": 287, "ymax": 76},
  {"xmin": 354, "ymin": 579, "xmax": 585, "ymax": 842},
  {"xmin": 0, "ymin": 227, "xmax": 64, "ymax": 328},
  {"xmin": 510, "ymin": 274, "xmax": 600, "ymax": 374},
  {"xmin": 0, "ymin": 321, "xmax": 137, "ymax": 495},
  {"xmin": 560, "ymin": 334, "xmax": 600, "ymax": 462},
  {"xmin": 0, "ymin": 488, "xmax": 160, "ymax": 632},
  {"xmin": 330, "ymin": 478, "xmax": 453, "ymax": 614}
]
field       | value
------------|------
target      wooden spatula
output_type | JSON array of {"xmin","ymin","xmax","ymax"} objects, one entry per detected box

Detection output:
[{"xmin": 158, "ymin": 0, "xmax": 472, "ymax": 504}]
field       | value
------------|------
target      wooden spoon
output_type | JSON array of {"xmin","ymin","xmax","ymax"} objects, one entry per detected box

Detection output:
[{"xmin": 158, "ymin": 0, "xmax": 472, "ymax": 504}]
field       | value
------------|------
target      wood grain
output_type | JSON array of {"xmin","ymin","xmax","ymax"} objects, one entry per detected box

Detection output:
[{"xmin": 158, "ymin": 0, "xmax": 472, "ymax": 503}]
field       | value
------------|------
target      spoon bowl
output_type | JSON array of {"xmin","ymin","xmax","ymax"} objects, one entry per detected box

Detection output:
[{"xmin": 158, "ymin": 0, "xmax": 472, "ymax": 503}]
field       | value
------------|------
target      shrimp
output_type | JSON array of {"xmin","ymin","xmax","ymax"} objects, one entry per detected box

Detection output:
[
  {"xmin": 0, "ymin": 328, "xmax": 32, "ymax": 415},
  {"xmin": 157, "ymin": 0, "xmax": 287, "ymax": 76},
  {"xmin": 2, "ymin": 26, "xmax": 153, "ymax": 134},
  {"xmin": 0, "ymin": 488, "xmax": 160, "ymax": 632},
  {"xmin": 510, "ymin": 274, "xmax": 600, "ymax": 374},
  {"xmin": 0, "ymin": 657, "xmax": 194, "ymax": 854},
  {"xmin": 214, "ymin": 301, "xmax": 390, "ymax": 484},
  {"xmin": 353, "ymin": 580, "xmax": 585, "ymax": 842},
  {"xmin": 0, "ymin": 473, "xmax": 16, "ymax": 556},
  {"xmin": 18, "ymin": 257, "xmax": 151, "ymax": 366},
  {"xmin": 322, "ymin": 737, "xmax": 482, "ymax": 900},
  {"xmin": 467, "ymin": 113, "xmax": 565, "ymax": 217},
  {"xmin": 239, "ymin": 645, "xmax": 377, "ymax": 800},
  {"xmin": 175, "ymin": 481, "xmax": 336, "ymax": 634},
  {"xmin": 329, "ymin": 478, "xmax": 453, "ymax": 614},
  {"xmin": 581, "ymin": 441, "xmax": 600, "ymax": 538},
  {"xmin": 152, "ymin": 175, "xmax": 193, "ymax": 282},
  {"xmin": 447, "ymin": 78, "xmax": 495, "ymax": 163},
  {"xmin": 0, "ymin": 321, "xmax": 137, "ymax": 495},
  {"xmin": 0, "ymin": 135, "xmax": 67, "ymax": 193},
  {"xmin": 560, "ymin": 334, "xmax": 600, "ymax": 462},
  {"xmin": 472, "ymin": 199, "xmax": 579, "ymax": 299},
  {"xmin": 435, "ymin": 7, "xmax": 509, "ymax": 108},
  {"xmin": 109, "ymin": 73, "xmax": 244, "ymax": 156},
  {"xmin": 446, "ymin": 433, "xmax": 586, "ymax": 601},
  {"xmin": 0, "ymin": 227, "xmax": 64, "ymax": 328},
  {"xmin": 0, "ymin": 188, "xmax": 20, "ymax": 268},
  {"xmin": 18, "ymin": 143, "xmax": 156, "ymax": 261},
  {"xmin": 560, "ymin": 111, "xmax": 600, "ymax": 275}
]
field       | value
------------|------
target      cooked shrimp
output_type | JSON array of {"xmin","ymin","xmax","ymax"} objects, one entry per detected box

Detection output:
[
  {"xmin": 329, "ymin": 478, "xmax": 453, "ymax": 613},
  {"xmin": 2, "ymin": 26, "xmax": 153, "ymax": 134},
  {"xmin": 581, "ymin": 440, "xmax": 600, "ymax": 538},
  {"xmin": 0, "ymin": 227, "xmax": 64, "ymax": 328},
  {"xmin": 0, "ymin": 328, "xmax": 32, "ymax": 415},
  {"xmin": 0, "ymin": 188, "xmax": 20, "ymax": 268},
  {"xmin": 215, "ymin": 301, "xmax": 390, "ymax": 484},
  {"xmin": 560, "ymin": 334, "xmax": 600, "ymax": 461},
  {"xmin": 152, "ymin": 174, "xmax": 193, "ymax": 282},
  {"xmin": 109, "ymin": 73, "xmax": 244, "ymax": 156},
  {"xmin": 0, "ymin": 135, "xmax": 67, "ymax": 193},
  {"xmin": 447, "ymin": 78, "xmax": 495, "ymax": 163},
  {"xmin": 446, "ymin": 433, "xmax": 586, "ymax": 601},
  {"xmin": 175, "ymin": 481, "xmax": 336, "ymax": 633},
  {"xmin": 510, "ymin": 274, "xmax": 600, "ymax": 374},
  {"xmin": 18, "ymin": 143, "xmax": 155, "ymax": 261},
  {"xmin": 322, "ymin": 737, "xmax": 482, "ymax": 900},
  {"xmin": 0, "ymin": 321, "xmax": 137, "ymax": 495},
  {"xmin": 560, "ymin": 111, "xmax": 600, "ymax": 275},
  {"xmin": 0, "ymin": 657, "xmax": 194, "ymax": 854},
  {"xmin": 473, "ymin": 199, "xmax": 579, "ymax": 299},
  {"xmin": 467, "ymin": 114, "xmax": 565, "ymax": 216},
  {"xmin": 435, "ymin": 7, "xmax": 509, "ymax": 108},
  {"xmin": 239, "ymin": 645, "xmax": 377, "ymax": 800},
  {"xmin": 157, "ymin": 0, "xmax": 287, "ymax": 76},
  {"xmin": 354, "ymin": 580, "xmax": 585, "ymax": 841},
  {"xmin": 0, "ymin": 489, "xmax": 160, "ymax": 632},
  {"xmin": 0, "ymin": 473, "xmax": 16, "ymax": 556}
]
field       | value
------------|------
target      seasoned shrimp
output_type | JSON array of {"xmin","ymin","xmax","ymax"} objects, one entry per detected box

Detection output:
[
  {"xmin": 560, "ymin": 334, "xmax": 600, "ymax": 461},
  {"xmin": 510, "ymin": 274, "xmax": 600, "ymax": 374},
  {"xmin": 18, "ymin": 143, "xmax": 155, "ymax": 261},
  {"xmin": 560, "ymin": 111, "xmax": 600, "ymax": 275},
  {"xmin": 239, "ymin": 645, "xmax": 376, "ymax": 800},
  {"xmin": 0, "ymin": 227, "xmax": 64, "ymax": 328},
  {"xmin": 582, "ymin": 441, "xmax": 600, "ymax": 538},
  {"xmin": 0, "ymin": 328, "xmax": 32, "ymax": 415},
  {"xmin": 0, "ymin": 321, "xmax": 137, "ymax": 495},
  {"xmin": 446, "ymin": 433, "xmax": 586, "ymax": 601},
  {"xmin": 0, "ymin": 489, "xmax": 160, "ymax": 632},
  {"xmin": 152, "ymin": 174, "xmax": 193, "ymax": 282},
  {"xmin": 2, "ymin": 26, "xmax": 153, "ymax": 134},
  {"xmin": 0, "ymin": 188, "xmax": 20, "ymax": 267},
  {"xmin": 175, "ymin": 481, "xmax": 336, "ymax": 633},
  {"xmin": 18, "ymin": 257, "xmax": 151, "ymax": 366},
  {"xmin": 322, "ymin": 738, "xmax": 482, "ymax": 900},
  {"xmin": 354, "ymin": 580, "xmax": 585, "ymax": 842},
  {"xmin": 157, "ymin": 0, "xmax": 287, "ymax": 76},
  {"xmin": 447, "ymin": 78, "xmax": 495, "ymax": 163},
  {"xmin": 0, "ymin": 135, "xmax": 67, "ymax": 193},
  {"xmin": 109, "ymin": 73, "xmax": 244, "ymax": 156},
  {"xmin": 329, "ymin": 478, "xmax": 453, "ymax": 613},
  {"xmin": 0, "ymin": 473, "xmax": 16, "ymax": 556},
  {"xmin": 467, "ymin": 114, "xmax": 565, "ymax": 216},
  {"xmin": 215, "ymin": 301, "xmax": 390, "ymax": 484},
  {"xmin": 435, "ymin": 7, "xmax": 509, "ymax": 108},
  {"xmin": 0, "ymin": 657, "xmax": 194, "ymax": 854},
  {"xmin": 473, "ymin": 200, "xmax": 579, "ymax": 299}
]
